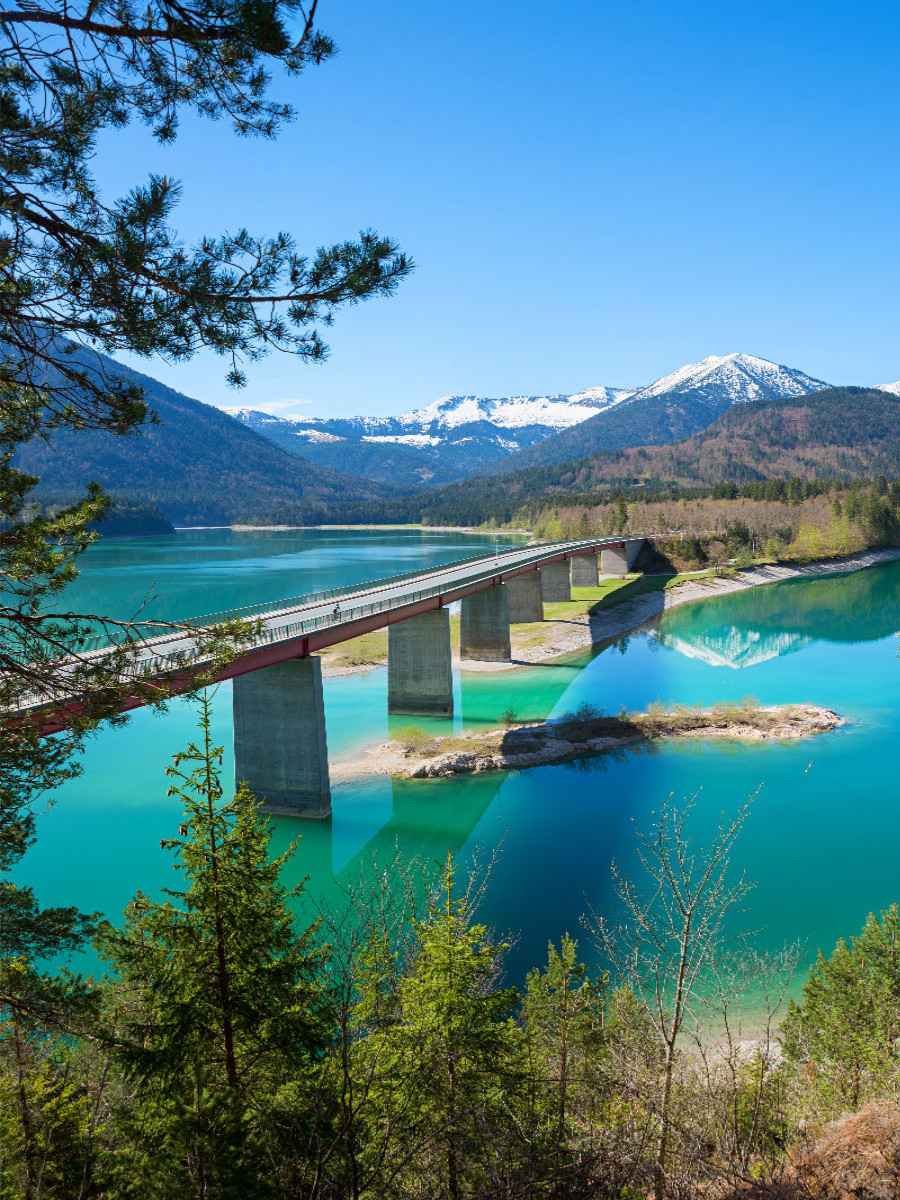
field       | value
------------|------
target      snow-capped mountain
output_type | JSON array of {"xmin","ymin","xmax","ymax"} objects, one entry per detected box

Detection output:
[
  {"xmin": 635, "ymin": 352, "xmax": 827, "ymax": 404},
  {"xmin": 878, "ymin": 380, "xmax": 900, "ymax": 396},
  {"xmin": 228, "ymin": 386, "xmax": 634, "ymax": 492},
  {"xmin": 395, "ymin": 387, "xmax": 634, "ymax": 432},
  {"xmin": 477, "ymin": 352, "xmax": 832, "ymax": 477},
  {"xmin": 229, "ymin": 353, "xmax": 831, "ymax": 491}
]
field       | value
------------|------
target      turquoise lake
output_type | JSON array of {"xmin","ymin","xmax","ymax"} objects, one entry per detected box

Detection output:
[{"xmin": 16, "ymin": 528, "xmax": 900, "ymax": 993}]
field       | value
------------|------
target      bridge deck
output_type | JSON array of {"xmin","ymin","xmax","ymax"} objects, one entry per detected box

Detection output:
[{"xmin": 19, "ymin": 536, "xmax": 643, "ymax": 731}]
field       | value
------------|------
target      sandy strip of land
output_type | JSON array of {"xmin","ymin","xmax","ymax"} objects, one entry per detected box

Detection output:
[
  {"xmin": 457, "ymin": 547, "xmax": 900, "ymax": 673},
  {"xmin": 228, "ymin": 523, "xmax": 533, "ymax": 534},
  {"xmin": 331, "ymin": 703, "xmax": 842, "ymax": 783}
]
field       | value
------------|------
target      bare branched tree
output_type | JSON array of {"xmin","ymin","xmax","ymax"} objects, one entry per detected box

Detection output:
[
  {"xmin": 691, "ymin": 945, "xmax": 801, "ymax": 1190},
  {"xmin": 588, "ymin": 792, "xmax": 755, "ymax": 1200}
]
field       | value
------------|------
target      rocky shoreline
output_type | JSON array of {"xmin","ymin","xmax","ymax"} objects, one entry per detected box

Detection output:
[{"xmin": 331, "ymin": 703, "xmax": 843, "ymax": 782}]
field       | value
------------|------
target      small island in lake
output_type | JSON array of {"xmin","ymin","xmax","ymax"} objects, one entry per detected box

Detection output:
[{"xmin": 332, "ymin": 701, "xmax": 843, "ymax": 781}]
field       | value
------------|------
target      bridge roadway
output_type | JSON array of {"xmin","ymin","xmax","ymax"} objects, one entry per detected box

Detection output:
[{"xmin": 24, "ymin": 534, "xmax": 647, "ymax": 815}]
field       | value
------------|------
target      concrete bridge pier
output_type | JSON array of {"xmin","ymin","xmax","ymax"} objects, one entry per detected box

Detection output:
[
  {"xmin": 570, "ymin": 553, "xmax": 599, "ymax": 587},
  {"xmin": 233, "ymin": 656, "xmax": 331, "ymax": 819},
  {"xmin": 507, "ymin": 569, "xmax": 544, "ymax": 623},
  {"xmin": 460, "ymin": 585, "xmax": 511, "ymax": 662},
  {"xmin": 600, "ymin": 538, "xmax": 646, "ymax": 576},
  {"xmin": 539, "ymin": 560, "xmax": 571, "ymax": 602},
  {"xmin": 388, "ymin": 608, "xmax": 453, "ymax": 715}
]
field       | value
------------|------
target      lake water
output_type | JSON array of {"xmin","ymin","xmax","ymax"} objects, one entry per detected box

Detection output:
[{"xmin": 16, "ymin": 529, "xmax": 900, "ymax": 996}]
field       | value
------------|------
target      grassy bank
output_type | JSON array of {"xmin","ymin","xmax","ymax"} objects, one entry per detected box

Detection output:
[{"xmin": 319, "ymin": 574, "xmax": 705, "ymax": 673}]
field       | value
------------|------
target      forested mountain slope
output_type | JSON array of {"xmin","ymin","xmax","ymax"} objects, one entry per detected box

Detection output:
[
  {"xmin": 16, "ymin": 344, "xmax": 388, "ymax": 524},
  {"xmin": 228, "ymin": 410, "xmax": 468, "ymax": 489},
  {"xmin": 559, "ymin": 386, "xmax": 900, "ymax": 488},
  {"xmin": 323, "ymin": 386, "xmax": 900, "ymax": 528}
]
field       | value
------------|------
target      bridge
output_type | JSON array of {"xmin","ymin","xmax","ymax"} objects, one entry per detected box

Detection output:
[{"xmin": 26, "ymin": 535, "xmax": 647, "ymax": 818}]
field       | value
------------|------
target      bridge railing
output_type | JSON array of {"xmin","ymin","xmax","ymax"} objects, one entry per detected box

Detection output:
[
  {"xmin": 67, "ymin": 540, "xmax": 537, "ymax": 655},
  {"xmin": 118, "ymin": 535, "xmax": 637, "ymax": 672},
  {"xmin": 69, "ymin": 535, "xmax": 634, "ymax": 656},
  {"xmin": 18, "ymin": 536, "xmax": 643, "ymax": 711}
]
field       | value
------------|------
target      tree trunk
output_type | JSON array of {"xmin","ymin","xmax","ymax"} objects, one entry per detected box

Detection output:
[{"xmin": 13, "ymin": 1018, "xmax": 37, "ymax": 1200}]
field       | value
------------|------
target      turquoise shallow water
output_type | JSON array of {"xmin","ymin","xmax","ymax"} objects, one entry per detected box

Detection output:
[{"xmin": 16, "ymin": 532, "xmax": 900, "ymax": 993}]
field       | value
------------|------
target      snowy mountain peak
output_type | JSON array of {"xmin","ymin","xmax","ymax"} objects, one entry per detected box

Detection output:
[
  {"xmin": 397, "ymin": 387, "xmax": 633, "ymax": 432},
  {"xmin": 635, "ymin": 352, "xmax": 828, "ymax": 403},
  {"xmin": 223, "ymin": 352, "xmax": 833, "ymax": 492},
  {"xmin": 878, "ymin": 381, "xmax": 900, "ymax": 396}
]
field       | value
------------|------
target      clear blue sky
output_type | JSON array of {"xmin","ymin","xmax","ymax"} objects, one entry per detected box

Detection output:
[{"xmin": 97, "ymin": 0, "xmax": 900, "ymax": 418}]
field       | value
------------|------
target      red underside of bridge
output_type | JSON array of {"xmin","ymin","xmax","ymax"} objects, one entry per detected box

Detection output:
[{"xmin": 33, "ymin": 541, "xmax": 633, "ymax": 735}]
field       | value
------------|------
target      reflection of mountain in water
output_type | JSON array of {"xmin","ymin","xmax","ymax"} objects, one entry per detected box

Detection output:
[
  {"xmin": 655, "ymin": 560, "xmax": 900, "ymax": 668},
  {"xmin": 655, "ymin": 626, "xmax": 812, "ymax": 669}
]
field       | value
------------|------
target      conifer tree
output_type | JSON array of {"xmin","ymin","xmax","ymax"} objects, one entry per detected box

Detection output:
[
  {"xmin": 783, "ymin": 905, "xmax": 900, "ymax": 1113},
  {"xmin": 0, "ymin": 0, "xmax": 411, "ymax": 1010},
  {"xmin": 99, "ymin": 693, "xmax": 326, "ymax": 1197},
  {"xmin": 356, "ymin": 854, "xmax": 522, "ymax": 1200},
  {"xmin": 522, "ymin": 934, "xmax": 608, "ymax": 1148}
]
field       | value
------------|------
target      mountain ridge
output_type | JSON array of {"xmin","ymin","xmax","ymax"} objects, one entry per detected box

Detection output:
[
  {"xmin": 231, "ymin": 353, "xmax": 832, "ymax": 489},
  {"xmin": 17, "ymin": 342, "xmax": 390, "ymax": 524},
  {"xmin": 227, "ymin": 385, "xmax": 635, "ymax": 490}
]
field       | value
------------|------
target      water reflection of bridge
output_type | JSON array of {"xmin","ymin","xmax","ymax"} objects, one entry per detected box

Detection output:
[
  {"xmin": 272, "ymin": 733, "xmax": 652, "ymax": 985},
  {"xmin": 270, "ymin": 646, "xmax": 598, "ymax": 894}
]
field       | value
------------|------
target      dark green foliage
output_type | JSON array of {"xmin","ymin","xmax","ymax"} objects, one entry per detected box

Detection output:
[
  {"xmin": 350, "ymin": 856, "xmax": 523, "ymax": 1200},
  {"xmin": 25, "ymin": 495, "xmax": 176, "ymax": 537},
  {"xmin": 522, "ymin": 936, "xmax": 608, "ymax": 1147},
  {"xmin": 0, "ymin": 0, "xmax": 409, "ymax": 1071},
  {"xmin": 98, "ymin": 696, "xmax": 326, "ymax": 1197},
  {"xmin": 89, "ymin": 499, "xmax": 174, "ymax": 538},
  {"xmin": 783, "ymin": 906, "xmax": 900, "ymax": 1113}
]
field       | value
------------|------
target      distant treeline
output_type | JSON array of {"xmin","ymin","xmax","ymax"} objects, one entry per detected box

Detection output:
[
  {"xmin": 244, "ymin": 474, "xmax": 894, "ymax": 533},
  {"xmin": 529, "ymin": 478, "xmax": 900, "ymax": 571},
  {"xmin": 21, "ymin": 497, "xmax": 175, "ymax": 537}
]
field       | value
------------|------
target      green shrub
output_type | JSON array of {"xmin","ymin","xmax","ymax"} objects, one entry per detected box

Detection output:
[{"xmin": 394, "ymin": 725, "xmax": 436, "ymax": 755}]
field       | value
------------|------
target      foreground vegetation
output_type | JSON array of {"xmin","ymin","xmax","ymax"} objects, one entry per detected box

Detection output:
[{"xmin": 4, "ymin": 699, "xmax": 900, "ymax": 1200}]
